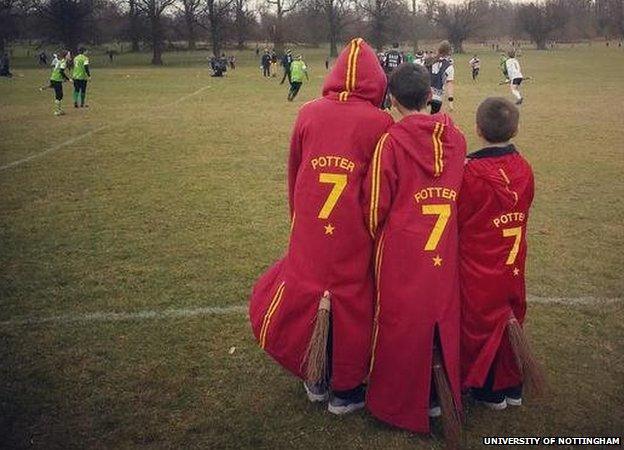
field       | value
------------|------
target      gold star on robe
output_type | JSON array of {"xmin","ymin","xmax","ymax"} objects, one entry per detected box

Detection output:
[
  {"xmin": 324, "ymin": 223, "xmax": 335, "ymax": 235},
  {"xmin": 433, "ymin": 255, "xmax": 443, "ymax": 267}
]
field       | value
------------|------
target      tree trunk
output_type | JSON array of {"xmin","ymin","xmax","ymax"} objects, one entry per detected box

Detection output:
[
  {"xmin": 151, "ymin": 15, "xmax": 163, "ymax": 65},
  {"xmin": 273, "ymin": 9, "xmax": 284, "ymax": 54},
  {"xmin": 411, "ymin": 0, "xmax": 418, "ymax": 52},
  {"xmin": 235, "ymin": 5, "xmax": 245, "ymax": 49},
  {"xmin": 129, "ymin": 0, "xmax": 140, "ymax": 52},
  {"xmin": 326, "ymin": 0, "xmax": 338, "ymax": 57},
  {"xmin": 535, "ymin": 37, "xmax": 547, "ymax": 50},
  {"xmin": 186, "ymin": 15, "xmax": 196, "ymax": 50}
]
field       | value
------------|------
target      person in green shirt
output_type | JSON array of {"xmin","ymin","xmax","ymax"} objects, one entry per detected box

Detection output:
[
  {"xmin": 72, "ymin": 47, "xmax": 91, "ymax": 108},
  {"xmin": 287, "ymin": 55, "xmax": 309, "ymax": 102},
  {"xmin": 49, "ymin": 50, "xmax": 70, "ymax": 116}
]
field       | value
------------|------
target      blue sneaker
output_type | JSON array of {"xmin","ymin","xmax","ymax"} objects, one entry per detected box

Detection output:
[
  {"xmin": 328, "ymin": 385, "xmax": 365, "ymax": 415},
  {"xmin": 303, "ymin": 381, "xmax": 329, "ymax": 402}
]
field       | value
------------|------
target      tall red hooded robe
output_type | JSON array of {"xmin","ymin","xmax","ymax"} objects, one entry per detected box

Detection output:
[
  {"xmin": 364, "ymin": 113, "xmax": 466, "ymax": 433},
  {"xmin": 458, "ymin": 145, "xmax": 535, "ymax": 391},
  {"xmin": 249, "ymin": 38, "xmax": 393, "ymax": 391}
]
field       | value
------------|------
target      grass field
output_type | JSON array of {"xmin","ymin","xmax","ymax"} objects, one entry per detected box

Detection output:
[{"xmin": 1, "ymin": 43, "xmax": 623, "ymax": 449}]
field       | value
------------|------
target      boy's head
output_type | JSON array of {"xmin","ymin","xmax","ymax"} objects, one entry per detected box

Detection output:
[
  {"xmin": 438, "ymin": 40, "xmax": 452, "ymax": 57},
  {"xmin": 476, "ymin": 97, "xmax": 519, "ymax": 144},
  {"xmin": 78, "ymin": 47, "xmax": 86, "ymax": 54},
  {"xmin": 507, "ymin": 48, "xmax": 516, "ymax": 58},
  {"xmin": 388, "ymin": 63, "xmax": 431, "ymax": 113}
]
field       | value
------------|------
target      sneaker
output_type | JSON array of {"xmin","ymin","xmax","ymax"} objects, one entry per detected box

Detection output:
[
  {"xmin": 328, "ymin": 386, "xmax": 365, "ymax": 415},
  {"xmin": 428, "ymin": 404, "xmax": 442, "ymax": 418},
  {"xmin": 303, "ymin": 381, "xmax": 328, "ymax": 403},
  {"xmin": 54, "ymin": 110, "xmax": 65, "ymax": 116},
  {"xmin": 472, "ymin": 389, "xmax": 507, "ymax": 410},
  {"xmin": 503, "ymin": 385, "xmax": 522, "ymax": 406},
  {"xmin": 515, "ymin": 98, "xmax": 523, "ymax": 105},
  {"xmin": 74, "ymin": 103, "xmax": 79, "ymax": 108}
]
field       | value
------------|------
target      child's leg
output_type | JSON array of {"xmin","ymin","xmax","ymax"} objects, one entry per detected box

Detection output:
[
  {"xmin": 471, "ymin": 365, "xmax": 507, "ymax": 409},
  {"xmin": 291, "ymin": 82, "xmax": 302, "ymax": 100},
  {"xmin": 80, "ymin": 80, "xmax": 87, "ymax": 106},
  {"xmin": 53, "ymin": 81, "xmax": 64, "ymax": 115},
  {"xmin": 73, "ymin": 80, "xmax": 80, "ymax": 107},
  {"xmin": 510, "ymin": 80, "xmax": 523, "ymax": 103}
]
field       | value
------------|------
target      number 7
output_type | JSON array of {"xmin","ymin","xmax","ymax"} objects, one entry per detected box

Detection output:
[
  {"xmin": 421, "ymin": 204, "xmax": 451, "ymax": 251},
  {"xmin": 502, "ymin": 226, "xmax": 523, "ymax": 265},
  {"xmin": 318, "ymin": 173, "xmax": 347, "ymax": 219}
]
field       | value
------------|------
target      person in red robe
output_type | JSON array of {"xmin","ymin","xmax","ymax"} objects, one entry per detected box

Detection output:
[
  {"xmin": 459, "ymin": 97, "xmax": 537, "ymax": 408},
  {"xmin": 363, "ymin": 63, "xmax": 466, "ymax": 435},
  {"xmin": 248, "ymin": 38, "xmax": 393, "ymax": 414}
]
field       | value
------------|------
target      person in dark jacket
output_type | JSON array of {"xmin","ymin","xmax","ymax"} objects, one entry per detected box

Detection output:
[{"xmin": 280, "ymin": 49, "xmax": 293, "ymax": 85}]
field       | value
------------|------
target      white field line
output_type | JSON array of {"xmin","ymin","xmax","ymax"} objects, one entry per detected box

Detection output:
[
  {"xmin": 0, "ymin": 304, "xmax": 247, "ymax": 327},
  {"xmin": 0, "ymin": 85, "xmax": 211, "ymax": 172},
  {"xmin": 0, "ymin": 296, "xmax": 621, "ymax": 328}
]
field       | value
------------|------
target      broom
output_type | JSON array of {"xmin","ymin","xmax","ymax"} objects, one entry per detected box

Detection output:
[
  {"xmin": 302, "ymin": 291, "xmax": 331, "ymax": 384},
  {"xmin": 432, "ymin": 346, "xmax": 461, "ymax": 449},
  {"xmin": 507, "ymin": 316, "xmax": 547, "ymax": 397}
]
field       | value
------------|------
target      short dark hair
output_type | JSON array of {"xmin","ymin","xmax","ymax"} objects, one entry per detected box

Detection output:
[
  {"xmin": 388, "ymin": 63, "xmax": 431, "ymax": 111},
  {"xmin": 476, "ymin": 97, "xmax": 519, "ymax": 143}
]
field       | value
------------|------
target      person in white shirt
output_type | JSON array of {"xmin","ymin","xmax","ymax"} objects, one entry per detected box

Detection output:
[
  {"xmin": 469, "ymin": 55, "xmax": 480, "ymax": 81},
  {"xmin": 505, "ymin": 49, "xmax": 524, "ymax": 105},
  {"xmin": 428, "ymin": 40, "xmax": 455, "ymax": 113}
]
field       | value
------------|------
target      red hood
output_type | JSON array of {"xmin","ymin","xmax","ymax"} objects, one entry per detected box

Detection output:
[
  {"xmin": 322, "ymin": 38, "xmax": 386, "ymax": 107},
  {"xmin": 467, "ymin": 147, "xmax": 530, "ymax": 210},
  {"xmin": 389, "ymin": 113, "xmax": 466, "ymax": 178}
]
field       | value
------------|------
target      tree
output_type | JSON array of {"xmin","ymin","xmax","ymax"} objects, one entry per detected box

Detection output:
[
  {"xmin": 321, "ymin": 0, "xmax": 350, "ymax": 57},
  {"xmin": 0, "ymin": 0, "xmax": 25, "ymax": 54},
  {"xmin": 180, "ymin": 0, "xmax": 201, "ymax": 49},
  {"xmin": 233, "ymin": 0, "xmax": 253, "ymax": 49},
  {"xmin": 203, "ymin": 0, "xmax": 232, "ymax": 57},
  {"xmin": 435, "ymin": 0, "xmax": 484, "ymax": 53},
  {"xmin": 128, "ymin": 0, "xmax": 141, "ymax": 51},
  {"xmin": 357, "ymin": 0, "xmax": 394, "ymax": 51},
  {"xmin": 266, "ymin": 0, "xmax": 302, "ymax": 53},
  {"xmin": 34, "ymin": 0, "xmax": 95, "ymax": 52},
  {"xmin": 516, "ymin": 0, "xmax": 568, "ymax": 50},
  {"xmin": 136, "ymin": 0, "xmax": 176, "ymax": 64}
]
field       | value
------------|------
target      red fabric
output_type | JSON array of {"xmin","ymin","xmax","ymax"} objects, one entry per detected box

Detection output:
[
  {"xmin": 249, "ymin": 38, "xmax": 393, "ymax": 390},
  {"xmin": 363, "ymin": 113, "xmax": 466, "ymax": 433},
  {"xmin": 458, "ymin": 149, "xmax": 534, "ymax": 391}
]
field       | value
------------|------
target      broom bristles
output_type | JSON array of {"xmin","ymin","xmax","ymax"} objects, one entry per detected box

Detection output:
[
  {"xmin": 507, "ymin": 317, "xmax": 547, "ymax": 397},
  {"xmin": 302, "ymin": 291, "xmax": 331, "ymax": 384},
  {"xmin": 433, "ymin": 347, "xmax": 461, "ymax": 450}
]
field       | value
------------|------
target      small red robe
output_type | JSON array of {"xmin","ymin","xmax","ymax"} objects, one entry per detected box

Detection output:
[
  {"xmin": 364, "ymin": 113, "xmax": 466, "ymax": 433},
  {"xmin": 248, "ymin": 38, "xmax": 393, "ymax": 391},
  {"xmin": 458, "ymin": 145, "xmax": 535, "ymax": 391}
]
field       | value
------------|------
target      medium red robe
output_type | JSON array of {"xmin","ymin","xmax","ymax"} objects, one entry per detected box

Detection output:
[
  {"xmin": 248, "ymin": 38, "xmax": 393, "ymax": 391},
  {"xmin": 458, "ymin": 145, "xmax": 535, "ymax": 391},
  {"xmin": 364, "ymin": 113, "xmax": 466, "ymax": 433}
]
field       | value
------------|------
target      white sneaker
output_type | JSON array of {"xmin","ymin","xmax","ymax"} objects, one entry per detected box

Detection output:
[
  {"xmin": 303, "ymin": 381, "xmax": 329, "ymax": 403},
  {"xmin": 506, "ymin": 396, "xmax": 522, "ymax": 407},
  {"xmin": 428, "ymin": 405, "xmax": 442, "ymax": 418},
  {"xmin": 478, "ymin": 399, "xmax": 507, "ymax": 410},
  {"xmin": 327, "ymin": 387, "xmax": 366, "ymax": 415}
]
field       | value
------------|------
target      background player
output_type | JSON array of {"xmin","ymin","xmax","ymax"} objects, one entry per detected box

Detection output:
[
  {"xmin": 287, "ymin": 55, "xmax": 309, "ymax": 101},
  {"xmin": 428, "ymin": 40, "xmax": 455, "ymax": 113},
  {"xmin": 469, "ymin": 54, "xmax": 480, "ymax": 81},
  {"xmin": 47, "ymin": 50, "xmax": 70, "ymax": 116},
  {"xmin": 72, "ymin": 47, "xmax": 90, "ymax": 108},
  {"xmin": 505, "ymin": 49, "xmax": 524, "ymax": 105},
  {"xmin": 382, "ymin": 43, "xmax": 403, "ymax": 109}
]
